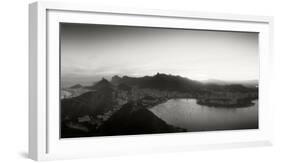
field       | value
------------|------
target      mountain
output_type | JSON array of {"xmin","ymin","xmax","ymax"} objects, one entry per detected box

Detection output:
[
  {"xmin": 111, "ymin": 73, "xmax": 203, "ymax": 93},
  {"xmin": 69, "ymin": 84, "xmax": 83, "ymax": 89},
  {"xmin": 86, "ymin": 78, "xmax": 113, "ymax": 90},
  {"xmin": 111, "ymin": 75, "xmax": 122, "ymax": 85},
  {"xmin": 61, "ymin": 79, "xmax": 114, "ymax": 119},
  {"xmin": 99, "ymin": 102, "xmax": 186, "ymax": 136}
]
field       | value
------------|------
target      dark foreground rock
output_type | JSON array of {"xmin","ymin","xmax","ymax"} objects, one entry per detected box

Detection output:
[{"xmin": 99, "ymin": 102, "xmax": 186, "ymax": 136}]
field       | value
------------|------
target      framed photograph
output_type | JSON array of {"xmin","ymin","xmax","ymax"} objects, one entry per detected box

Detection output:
[{"xmin": 29, "ymin": 1, "xmax": 274, "ymax": 161}]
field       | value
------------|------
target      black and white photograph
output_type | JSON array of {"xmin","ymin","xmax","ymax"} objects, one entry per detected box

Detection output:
[{"xmin": 60, "ymin": 23, "xmax": 259, "ymax": 138}]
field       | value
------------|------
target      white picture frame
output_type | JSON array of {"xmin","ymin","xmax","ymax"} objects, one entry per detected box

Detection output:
[{"xmin": 29, "ymin": 1, "xmax": 274, "ymax": 161}]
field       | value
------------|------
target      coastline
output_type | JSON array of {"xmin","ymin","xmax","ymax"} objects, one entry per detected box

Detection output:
[{"xmin": 146, "ymin": 97, "xmax": 257, "ymax": 110}]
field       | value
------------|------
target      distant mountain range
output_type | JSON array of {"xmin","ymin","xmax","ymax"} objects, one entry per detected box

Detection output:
[
  {"xmin": 109, "ymin": 73, "xmax": 257, "ymax": 93},
  {"xmin": 110, "ymin": 73, "xmax": 203, "ymax": 93},
  {"xmin": 70, "ymin": 73, "xmax": 258, "ymax": 90}
]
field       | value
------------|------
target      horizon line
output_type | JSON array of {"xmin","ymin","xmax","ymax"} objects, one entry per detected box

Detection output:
[{"xmin": 61, "ymin": 73, "xmax": 259, "ymax": 88}]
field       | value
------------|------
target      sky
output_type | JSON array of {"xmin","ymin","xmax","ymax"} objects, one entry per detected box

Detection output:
[{"xmin": 60, "ymin": 23, "xmax": 259, "ymax": 87}]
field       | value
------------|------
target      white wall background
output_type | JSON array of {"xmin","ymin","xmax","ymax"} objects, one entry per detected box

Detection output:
[{"xmin": 0, "ymin": 0, "xmax": 280, "ymax": 162}]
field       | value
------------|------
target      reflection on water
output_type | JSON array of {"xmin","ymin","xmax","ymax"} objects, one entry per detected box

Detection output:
[{"xmin": 150, "ymin": 99, "xmax": 258, "ymax": 131}]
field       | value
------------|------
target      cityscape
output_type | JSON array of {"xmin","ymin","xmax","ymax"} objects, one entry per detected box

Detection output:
[{"xmin": 60, "ymin": 23, "xmax": 259, "ymax": 138}]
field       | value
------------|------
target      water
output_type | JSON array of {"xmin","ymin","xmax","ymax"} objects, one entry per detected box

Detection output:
[{"xmin": 150, "ymin": 99, "xmax": 258, "ymax": 131}]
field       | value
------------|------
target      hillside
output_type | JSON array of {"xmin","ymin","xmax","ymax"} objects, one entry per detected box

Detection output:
[{"xmin": 61, "ymin": 79, "xmax": 114, "ymax": 119}]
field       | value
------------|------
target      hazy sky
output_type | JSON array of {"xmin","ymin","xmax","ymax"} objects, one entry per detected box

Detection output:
[{"xmin": 60, "ymin": 23, "xmax": 259, "ymax": 87}]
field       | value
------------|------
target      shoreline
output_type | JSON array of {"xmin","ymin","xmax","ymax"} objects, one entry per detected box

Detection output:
[
  {"xmin": 196, "ymin": 100, "xmax": 255, "ymax": 108},
  {"xmin": 146, "ymin": 97, "xmax": 257, "ymax": 109}
]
